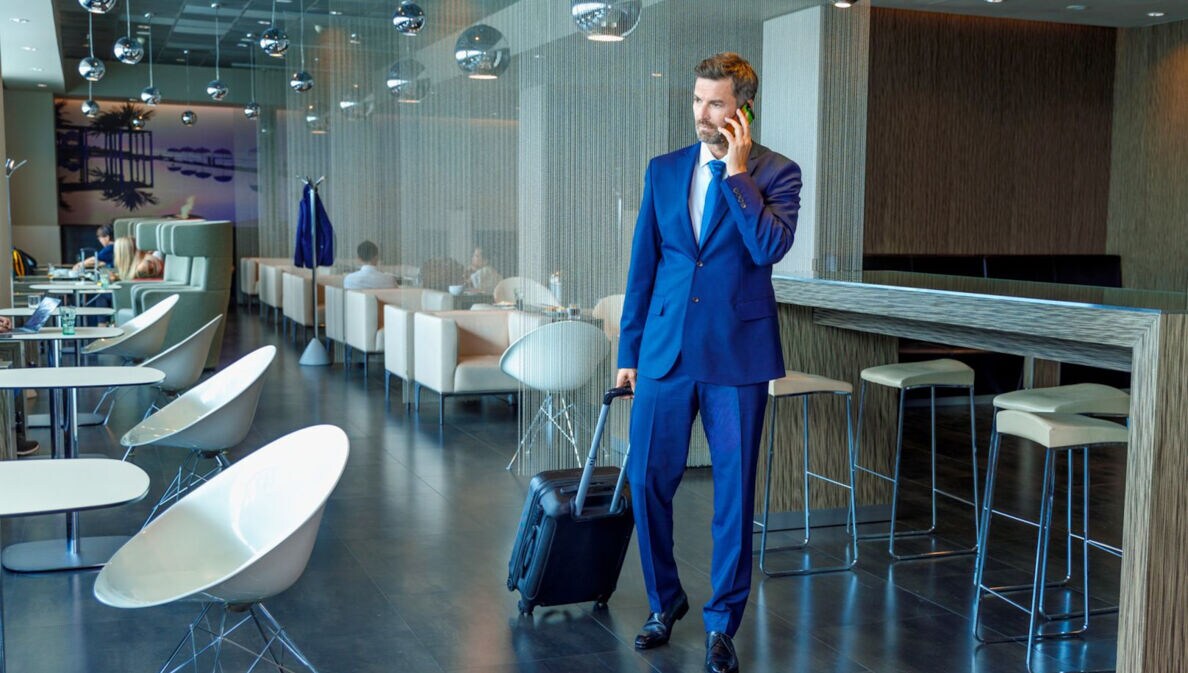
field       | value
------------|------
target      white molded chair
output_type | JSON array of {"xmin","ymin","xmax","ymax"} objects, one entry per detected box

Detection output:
[
  {"xmin": 83, "ymin": 293, "xmax": 180, "ymax": 362},
  {"xmin": 86, "ymin": 294, "xmax": 180, "ymax": 424},
  {"xmin": 493, "ymin": 277, "xmax": 559, "ymax": 307},
  {"xmin": 500, "ymin": 320, "xmax": 610, "ymax": 469},
  {"xmin": 136, "ymin": 315, "xmax": 224, "ymax": 420},
  {"xmin": 121, "ymin": 345, "xmax": 277, "ymax": 523},
  {"xmin": 95, "ymin": 424, "xmax": 349, "ymax": 673}
]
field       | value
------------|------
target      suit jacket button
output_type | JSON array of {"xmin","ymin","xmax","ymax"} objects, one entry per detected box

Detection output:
[
  {"xmin": 696, "ymin": 261, "xmax": 704, "ymax": 268},
  {"xmin": 692, "ymin": 297, "xmax": 700, "ymax": 303}
]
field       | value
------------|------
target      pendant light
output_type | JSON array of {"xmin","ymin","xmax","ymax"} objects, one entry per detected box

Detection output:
[
  {"xmin": 82, "ymin": 81, "xmax": 100, "ymax": 119},
  {"xmin": 206, "ymin": 3, "xmax": 229, "ymax": 101},
  {"xmin": 113, "ymin": 0, "xmax": 144, "ymax": 64},
  {"xmin": 259, "ymin": 0, "xmax": 289, "ymax": 57},
  {"xmin": 289, "ymin": 0, "xmax": 313, "ymax": 93},
  {"xmin": 79, "ymin": 0, "xmax": 118, "ymax": 14},
  {"xmin": 391, "ymin": 2, "xmax": 425, "ymax": 35},
  {"xmin": 571, "ymin": 1, "xmax": 642, "ymax": 42},
  {"xmin": 79, "ymin": 13, "xmax": 106, "ymax": 82},
  {"xmin": 244, "ymin": 46, "xmax": 261, "ymax": 120},
  {"xmin": 139, "ymin": 15, "xmax": 161, "ymax": 105},
  {"xmin": 181, "ymin": 50, "xmax": 197, "ymax": 126},
  {"xmin": 455, "ymin": 24, "xmax": 508, "ymax": 80}
]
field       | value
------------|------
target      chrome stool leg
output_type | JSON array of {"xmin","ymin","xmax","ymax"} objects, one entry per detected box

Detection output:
[{"xmin": 758, "ymin": 390, "xmax": 857, "ymax": 576}]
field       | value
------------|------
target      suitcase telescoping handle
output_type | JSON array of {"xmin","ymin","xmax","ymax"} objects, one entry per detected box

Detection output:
[{"xmin": 573, "ymin": 386, "xmax": 633, "ymax": 518}]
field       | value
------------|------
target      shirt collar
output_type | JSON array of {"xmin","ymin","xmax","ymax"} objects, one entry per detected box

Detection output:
[{"xmin": 697, "ymin": 142, "xmax": 720, "ymax": 169}]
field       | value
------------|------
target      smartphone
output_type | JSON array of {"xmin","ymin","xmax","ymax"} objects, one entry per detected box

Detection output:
[{"xmin": 740, "ymin": 102, "xmax": 755, "ymax": 124}]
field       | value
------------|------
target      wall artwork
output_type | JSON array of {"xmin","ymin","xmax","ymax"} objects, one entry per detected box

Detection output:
[{"xmin": 55, "ymin": 99, "xmax": 256, "ymax": 225}]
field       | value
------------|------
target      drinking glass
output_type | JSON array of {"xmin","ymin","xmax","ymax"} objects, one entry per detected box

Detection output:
[{"xmin": 60, "ymin": 307, "xmax": 77, "ymax": 336}]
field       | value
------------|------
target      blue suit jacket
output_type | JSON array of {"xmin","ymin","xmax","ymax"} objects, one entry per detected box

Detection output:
[{"xmin": 618, "ymin": 142, "xmax": 801, "ymax": 386}]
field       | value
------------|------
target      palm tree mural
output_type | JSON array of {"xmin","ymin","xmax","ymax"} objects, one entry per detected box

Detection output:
[
  {"xmin": 90, "ymin": 102, "xmax": 155, "ymax": 132},
  {"xmin": 87, "ymin": 168, "xmax": 159, "ymax": 211}
]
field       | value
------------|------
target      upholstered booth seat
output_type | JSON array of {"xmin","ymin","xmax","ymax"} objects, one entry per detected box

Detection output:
[
  {"xmin": 345, "ymin": 287, "xmax": 454, "ymax": 377},
  {"xmin": 116, "ymin": 221, "xmax": 234, "ymax": 369}
]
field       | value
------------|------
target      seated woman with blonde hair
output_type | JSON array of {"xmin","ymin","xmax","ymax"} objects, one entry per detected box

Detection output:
[{"xmin": 112, "ymin": 236, "xmax": 164, "ymax": 281}]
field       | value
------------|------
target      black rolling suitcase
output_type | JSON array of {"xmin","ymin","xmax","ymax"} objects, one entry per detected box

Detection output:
[{"xmin": 507, "ymin": 386, "xmax": 634, "ymax": 616}]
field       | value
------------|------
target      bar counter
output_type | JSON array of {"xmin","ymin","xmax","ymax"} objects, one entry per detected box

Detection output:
[{"xmin": 772, "ymin": 275, "xmax": 1185, "ymax": 673}]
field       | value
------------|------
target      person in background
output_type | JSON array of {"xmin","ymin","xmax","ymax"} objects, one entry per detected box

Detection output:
[
  {"xmin": 72, "ymin": 224, "xmax": 115, "ymax": 272},
  {"xmin": 112, "ymin": 236, "xmax": 164, "ymax": 281},
  {"xmin": 466, "ymin": 247, "xmax": 502, "ymax": 293},
  {"xmin": 616, "ymin": 52, "xmax": 800, "ymax": 673},
  {"xmin": 343, "ymin": 240, "xmax": 398, "ymax": 290}
]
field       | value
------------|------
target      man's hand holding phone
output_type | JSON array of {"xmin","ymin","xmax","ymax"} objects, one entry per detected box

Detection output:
[{"xmin": 720, "ymin": 102, "xmax": 753, "ymax": 176}]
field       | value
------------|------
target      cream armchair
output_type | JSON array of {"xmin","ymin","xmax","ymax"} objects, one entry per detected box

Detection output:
[
  {"xmin": 342, "ymin": 288, "xmax": 454, "ymax": 378},
  {"xmin": 379, "ymin": 289, "xmax": 455, "ymax": 405},
  {"xmin": 282, "ymin": 270, "xmax": 339, "ymax": 345},
  {"xmin": 412, "ymin": 309, "xmax": 548, "ymax": 424}
]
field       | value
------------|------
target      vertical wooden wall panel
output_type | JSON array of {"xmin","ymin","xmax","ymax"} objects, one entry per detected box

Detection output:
[
  {"xmin": 863, "ymin": 9, "xmax": 1114, "ymax": 257},
  {"xmin": 1106, "ymin": 22, "xmax": 1188, "ymax": 292}
]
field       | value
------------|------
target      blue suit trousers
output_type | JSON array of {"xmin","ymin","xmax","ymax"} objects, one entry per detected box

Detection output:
[{"xmin": 627, "ymin": 362, "xmax": 767, "ymax": 636}]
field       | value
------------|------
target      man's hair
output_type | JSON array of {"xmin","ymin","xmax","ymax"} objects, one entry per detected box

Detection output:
[
  {"xmin": 694, "ymin": 52, "xmax": 758, "ymax": 104},
  {"xmin": 97, "ymin": 224, "xmax": 114, "ymax": 240},
  {"xmin": 357, "ymin": 240, "xmax": 379, "ymax": 263}
]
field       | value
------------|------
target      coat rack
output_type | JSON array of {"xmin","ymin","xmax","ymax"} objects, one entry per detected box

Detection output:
[{"xmin": 298, "ymin": 175, "xmax": 330, "ymax": 366}]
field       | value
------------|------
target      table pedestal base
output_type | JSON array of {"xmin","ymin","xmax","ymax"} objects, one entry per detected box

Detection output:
[{"xmin": 2, "ymin": 535, "xmax": 130, "ymax": 572}]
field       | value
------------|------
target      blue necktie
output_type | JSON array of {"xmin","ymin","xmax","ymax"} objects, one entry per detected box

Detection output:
[{"xmin": 699, "ymin": 160, "xmax": 726, "ymax": 245}]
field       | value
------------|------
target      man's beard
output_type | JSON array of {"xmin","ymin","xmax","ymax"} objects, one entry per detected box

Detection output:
[{"xmin": 697, "ymin": 123, "xmax": 725, "ymax": 146}]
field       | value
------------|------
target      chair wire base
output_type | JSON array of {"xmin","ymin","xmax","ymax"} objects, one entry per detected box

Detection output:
[
  {"xmin": 506, "ymin": 392, "xmax": 582, "ymax": 471},
  {"xmin": 159, "ymin": 602, "xmax": 320, "ymax": 673},
  {"xmin": 139, "ymin": 450, "xmax": 231, "ymax": 527}
]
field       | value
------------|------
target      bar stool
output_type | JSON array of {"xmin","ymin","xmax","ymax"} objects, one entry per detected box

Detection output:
[
  {"xmin": 757, "ymin": 370, "xmax": 857, "ymax": 576},
  {"xmin": 854, "ymin": 358, "xmax": 979, "ymax": 560},
  {"xmin": 973, "ymin": 384, "xmax": 1129, "ymax": 585},
  {"xmin": 973, "ymin": 410, "xmax": 1126, "ymax": 672}
]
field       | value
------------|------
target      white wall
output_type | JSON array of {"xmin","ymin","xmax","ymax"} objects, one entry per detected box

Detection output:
[
  {"xmin": 4, "ymin": 89, "xmax": 59, "ymax": 265},
  {"xmin": 764, "ymin": 7, "xmax": 821, "ymax": 278}
]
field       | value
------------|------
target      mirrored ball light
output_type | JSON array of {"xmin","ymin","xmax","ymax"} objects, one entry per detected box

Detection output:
[
  {"xmin": 113, "ymin": 35, "xmax": 144, "ymax": 64},
  {"xmin": 259, "ymin": 26, "xmax": 289, "ymax": 56},
  {"xmin": 244, "ymin": 102, "xmax": 261, "ymax": 120},
  {"xmin": 289, "ymin": 70, "xmax": 314, "ymax": 92},
  {"xmin": 391, "ymin": 2, "xmax": 425, "ymax": 35},
  {"xmin": 454, "ymin": 24, "xmax": 509, "ymax": 79},
  {"xmin": 206, "ymin": 79, "xmax": 228, "ymax": 101},
  {"xmin": 82, "ymin": 99, "xmax": 101, "ymax": 119},
  {"xmin": 139, "ymin": 86, "xmax": 161, "ymax": 105},
  {"xmin": 130, "ymin": 116, "xmax": 146, "ymax": 130},
  {"xmin": 79, "ymin": 56, "xmax": 106, "ymax": 82},
  {"xmin": 78, "ymin": 0, "xmax": 118, "ymax": 14},
  {"xmin": 181, "ymin": 110, "xmax": 197, "ymax": 126},
  {"xmin": 571, "ymin": 1, "xmax": 642, "ymax": 42},
  {"xmin": 386, "ymin": 59, "xmax": 429, "ymax": 102}
]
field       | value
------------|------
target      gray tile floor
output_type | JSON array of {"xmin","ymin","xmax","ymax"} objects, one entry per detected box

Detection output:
[{"xmin": 0, "ymin": 307, "xmax": 1123, "ymax": 672}]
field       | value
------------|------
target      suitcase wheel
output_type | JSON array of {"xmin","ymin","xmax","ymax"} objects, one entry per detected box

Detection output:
[
  {"xmin": 518, "ymin": 599, "xmax": 535, "ymax": 616},
  {"xmin": 593, "ymin": 601, "xmax": 609, "ymax": 610}
]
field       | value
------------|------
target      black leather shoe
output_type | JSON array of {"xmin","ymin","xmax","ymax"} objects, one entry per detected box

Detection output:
[
  {"xmin": 705, "ymin": 631, "xmax": 739, "ymax": 673},
  {"xmin": 633, "ymin": 592, "xmax": 689, "ymax": 650}
]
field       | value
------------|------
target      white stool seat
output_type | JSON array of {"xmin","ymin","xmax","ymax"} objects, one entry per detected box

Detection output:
[
  {"xmin": 993, "ymin": 383, "xmax": 1129, "ymax": 416},
  {"xmin": 995, "ymin": 410, "xmax": 1128, "ymax": 449},
  {"xmin": 769, "ymin": 370, "xmax": 852, "ymax": 397},
  {"xmin": 860, "ymin": 358, "xmax": 974, "ymax": 389}
]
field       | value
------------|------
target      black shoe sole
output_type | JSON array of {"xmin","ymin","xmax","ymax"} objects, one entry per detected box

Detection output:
[{"xmin": 634, "ymin": 598, "xmax": 690, "ymax": 650}]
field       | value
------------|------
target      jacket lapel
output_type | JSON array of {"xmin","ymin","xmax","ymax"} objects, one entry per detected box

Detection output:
[
  {"xmin": 698, "ymin": 145, "xmax": 761, "ymax": 250},
  {"xmin": 661, "ymin": 145, "xmax": 700, "ymax": 253}
]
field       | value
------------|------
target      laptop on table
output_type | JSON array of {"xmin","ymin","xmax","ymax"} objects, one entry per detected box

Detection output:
[{"xmin": 2, "ymin": 295, "xmax": 62, "ymax": 336}]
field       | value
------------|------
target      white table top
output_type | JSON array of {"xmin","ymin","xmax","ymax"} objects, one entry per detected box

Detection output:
[
  {"xmin": 0, "ymin": 459, "xmax": 150, "ymax": 516},
  {"xmin": 0, "ymin": 307, "xmax": 114, "ymax": 317},
  {"xmin": 0, "ymin": 366, "xmax": 163, "ymax": 389},
  {"xmin": 29, "ymin": 283, "xmax": 112, "ymax": 295},
  {"xmin": 0, "ymin": 326, "xmax": 122, "ymax": 341}
]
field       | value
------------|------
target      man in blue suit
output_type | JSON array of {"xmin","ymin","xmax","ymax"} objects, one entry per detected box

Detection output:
[{"xmin": 616, "ymin": 52, "xmax": 800, "ymax": 673}]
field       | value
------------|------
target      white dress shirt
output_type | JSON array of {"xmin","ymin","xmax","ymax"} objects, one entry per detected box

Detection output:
[
  {"xmin": 687, "ymin": 143, "xmax": 720, "ymax": 244},
  {"xmin": 343, "ymin": 265, "xmax": 398, "ymax": 290}
]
